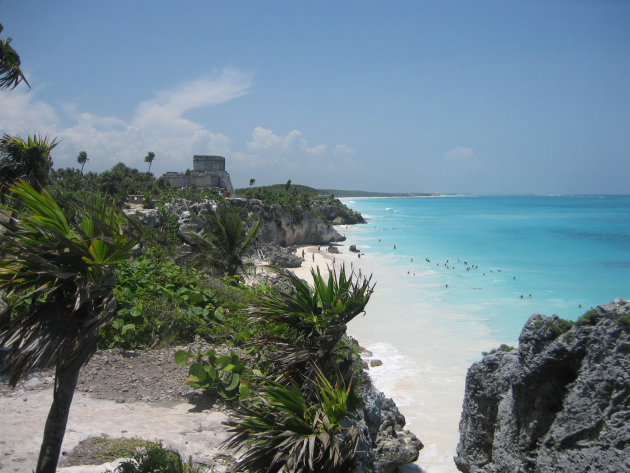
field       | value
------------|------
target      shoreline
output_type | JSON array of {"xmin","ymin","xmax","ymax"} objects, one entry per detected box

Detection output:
[
  {"xmin": 288, "ymin": 239, "xmax": 464, "ymax": 473},
  {"xmin": 289, "ymin": 235, "xmax": 478, "ymax": 473}
]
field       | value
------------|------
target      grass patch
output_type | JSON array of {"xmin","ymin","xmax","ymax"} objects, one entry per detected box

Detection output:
[{"xmin": 62, "ymin": 436, "xmax": 155, "ymax": 466}]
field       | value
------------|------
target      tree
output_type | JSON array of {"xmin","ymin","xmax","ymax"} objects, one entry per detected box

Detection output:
[
  {"xmin": 76, "ymin": 151, "xmax": 88, "ymax": 175},
  {"xmin": 0, "ymin": 22, "xmax": 29, "ymax": 90},
  {"xmin": 249, "ymin": 178, "xmax": 255, "ymax": 188},
  {"xmin": 285, "ymin": 179, "xmax": 292, "ymax": 193},
  {"xmin": 185, "ymin": 207, "xmax": 260, "ymax": 277},
  {"xmin": 0, "ymin": 181, "xmax": 137, "ymax": 473},
  {"xmin": 0, "ymin": 134, "xmax": 58, "ymax": 199},
  {"xmin": 144, "ymin": 151, "xmax": 155, "ymax": 173}
]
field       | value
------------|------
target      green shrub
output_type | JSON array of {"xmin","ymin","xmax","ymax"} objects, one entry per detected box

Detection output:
[
  {"xmin": 534, "ymin": 317, "xmax": 574, "ymax": 339},
  {"xmin": 615, "ymin": 315, "xmax": 630, "ymax": 327},
  {"xmin": 109, "ymin": 442, "xmax": 205, "ymax": 473},
  {"xmin": 100, "ymin": 256, "xmax": 224, "ymax": 348},
  {"xmin": 174, "ymin": 348, "xmax": 261, "ymax": 401},
  {"xmin": 576, "ymin": 309, "xmax": 600, "ymax": 326},
  {"xmin": 224, "ymin": 368, "xmax": 358, "ymax": 473}
]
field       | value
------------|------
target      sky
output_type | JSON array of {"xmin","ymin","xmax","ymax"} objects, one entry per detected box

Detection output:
[{"xmin": 1, "ymin": 0, "xmax": 629, "ymax": 194}]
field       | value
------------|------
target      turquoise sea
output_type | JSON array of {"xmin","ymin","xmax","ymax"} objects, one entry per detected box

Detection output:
[{"xmin": 336, "ymin": 195, "xmax": 630, "ymax": 473}]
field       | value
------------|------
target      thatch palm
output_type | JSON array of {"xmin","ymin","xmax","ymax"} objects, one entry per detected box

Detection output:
[
  {"xmin": 0, "ymin": 134, "xmax": 58, "ymax": 199},
  {"xmin": 144, "ymin": 151, "xmax": 155, "ymax": 173},
  {"xmin": 250, "ymin": 265, "xmax": 374, "ymax": 379},
  {"xmin": 186, "ymin": 207, "xmax": 260, "ymax": 276},
  {"xmin": 0, "ymin": 181, "xmax": 137, "ymax": 473},
  {"xmin": 0, "ymin": 22, "xmax": 29, "ymax": 90},
  {"xmin": 77, "ymin": 151, "xmax": 88, "ymax": 174}
]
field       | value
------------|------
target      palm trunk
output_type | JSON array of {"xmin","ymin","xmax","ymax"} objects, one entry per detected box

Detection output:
[{"xmin": 36, "ymin": 360, "xmax": 82, "ymax": 473}]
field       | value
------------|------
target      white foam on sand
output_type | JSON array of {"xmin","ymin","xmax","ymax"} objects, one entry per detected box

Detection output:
[{"xmin": 291, "ymin": 239, "xmax": 500, "ymax": 473}]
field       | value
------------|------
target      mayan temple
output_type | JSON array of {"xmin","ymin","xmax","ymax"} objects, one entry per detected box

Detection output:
[{"xmin": 162, "ymin": 155, "xmax": 234, "ymax": 194}]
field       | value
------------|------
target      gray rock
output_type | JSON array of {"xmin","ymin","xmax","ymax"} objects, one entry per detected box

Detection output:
[
  {"xmin": 455, "ymin": 299, "xmax": 630, "ymax": 473},
  {"xmin": 353, "ymin": 376, "xmax": 423, "ymax": 472},
  {"xmin": 269, "ymin": 250, "xmax": 303, "ymax": 268},
  {"xmin": 312, "ymin": 200, "xmax": 366, "ymax": 225}
]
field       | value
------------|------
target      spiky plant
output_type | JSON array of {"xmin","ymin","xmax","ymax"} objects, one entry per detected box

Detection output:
[
  {"xmin": 224, "ymin": 367, "xmax": 358, "ymax": 473},
  {"xmin": 0, "ymin": 134, "xmax": 58, "ymax": 199},
  {"xmin": 0, "ymin": 181, "xmax": 137, "ymax": 473},
  {"xmin": 249, "ymin": 265, "xmax": 374, "ymax": 378},
  {"xmin": 185, "ymin": 207, "xmax": 260, "ymax": 277}
]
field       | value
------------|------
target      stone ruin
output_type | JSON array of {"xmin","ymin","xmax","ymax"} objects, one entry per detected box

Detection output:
[{"xmin": 162, "ymin": 155, "xmax": 234, "ymax": 195}]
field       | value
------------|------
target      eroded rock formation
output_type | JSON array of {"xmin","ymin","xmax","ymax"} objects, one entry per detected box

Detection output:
[{"xmin": 455, "ymin": 299, "xmax": 630, "ymax": 473}]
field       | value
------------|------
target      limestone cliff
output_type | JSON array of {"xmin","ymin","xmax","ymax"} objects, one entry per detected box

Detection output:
[
  {"xmin": 455, "ymin": 299, "xmax": 630, "ymax": 473},
  {"xmin": 229, "ymin": 198, "xmax": 347, "ymax": 245},
  {"xmin": 128, "ymin": 197, "xmax": 353, "ymax": 247}
]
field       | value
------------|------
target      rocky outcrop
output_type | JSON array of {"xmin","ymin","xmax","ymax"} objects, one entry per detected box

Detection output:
[
  {"xmin": 230, "ymin": 198, "xmax": 346, "ymax": 245},
  {"xmin": 455, "ymin": 299, "xmax": 630, "ymax": 473},
  {"xmin": 311, "ymin": 199, "xmax": 366, "ymax": 225},
  {"xmin": 125, "ymin": 197, "xmax": 349, "ymax": 247},
  {"xmin": 353, "ymin": 375, "xmax": 423, "ymax": 473}
]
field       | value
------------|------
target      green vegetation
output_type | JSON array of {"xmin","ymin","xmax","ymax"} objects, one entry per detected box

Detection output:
[
  {"xmin": 185, "ymin": 207, "xmax": 260, "ymax": 277},
  {"xmin": 235, "ymin": 183, "xmax": 320, "ymax": 198},
  {"xmin": 49, "ymin": 162, "xmax": 226, "ymax": 210},
  {"xmin": 99, "ymin": 256, "xmax": 225, "ymax": 348},
  {"xmin": 615, "ymin": 315, "xmax": 630, "ymax": 327},
  {"xmin": 0, "ymin": 182, "xmax": 137, "ymax": 473},
  {"xmin": 0, "ymin": 22, "xmax": 29, "ymax": 90},
  {"xmin": 66, "ymin": 436, "xmax": 155, "ymax": 465},
  {"xmin": 0, "ymin": 134, "xmax": 58, "ymax": 197},
  {"xmin": 576, "ymin": 309, "xmax": 600, "ymax": 326},
  {"xmin": 534, "ymin": 316, "xmax": 574, "ymax": 339},
  {"xmin": 175, "ymin": 348, "xmax": 259, "ymax": 400},
  {"xmin": 224, "ymin": 368, "xmax": 358, "ymax": 473},
  {"xmin": 0, "ymin": 141, "xmax": 372, "ymax": 472},
  {"xmin": 109, "ymin": 442, "xmax": 206, "ymax": 473}
]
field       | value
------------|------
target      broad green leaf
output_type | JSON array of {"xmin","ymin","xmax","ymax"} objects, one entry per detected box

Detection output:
[{"xmin": 174, "ymin": 350, "xmax": 189, "ymax": 366}]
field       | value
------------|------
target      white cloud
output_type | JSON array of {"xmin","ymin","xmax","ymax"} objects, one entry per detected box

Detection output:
[
  {"xmin": 246, "ymin": 127, "xmax": 326, "ymax": 157},
  {"xmin": 0, "ymin": 71, "xmax": 358, "ymax": 186},
  {"xmin": 333, "ymin": 144, "xmax": 355, "ymax": 157},
  {"xmin": 0, "ymin": 69, "xmax": 252, "ymax": 171},
  {"xmin": 0, "ymin": 89, "xmax": 59, "ymax": 135},
  {"xmin": 444, "ymin": 146, "xmax": 480, "ymax": 165}
]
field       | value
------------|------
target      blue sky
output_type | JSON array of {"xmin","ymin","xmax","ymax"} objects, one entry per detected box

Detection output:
[{"xmin": 1, "ymin": 0, "xmax": 628, "ymax": 194}]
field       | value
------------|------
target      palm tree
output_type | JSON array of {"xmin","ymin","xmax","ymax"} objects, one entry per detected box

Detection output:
[
  {"xmin": 185, "ymin": 207, "xmax": 260, "ymax": 276},
  {"xmin": 76, "ymin": 151, "xmax": 88, "ymax": 175},
  {"xmin": 0, "ymin": 22, "xmax": 29, "ymax": 90},
  {"xmin": 0, "ymin": 134, "xmax": 58, "ymax": 199},
  {"xmin": 250, "ymin": 265, "xmax": 374, "ymax": 380},
  {"xmin": 285, "ymin": 179, "xmax": 292, "ymax": 193},
  {"xmin": 249, "ymin": 178, "xmax": 255, "ymax": 188},
  {"xmin": 144, "ymin": 151, "xmax": 155, "ymax": 173},
  {"xmin": 0, "ymin": 181, "xmax": 137, "ymax": 473}
]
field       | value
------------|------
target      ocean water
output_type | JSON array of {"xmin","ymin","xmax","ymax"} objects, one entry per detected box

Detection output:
[{"xmin": 336, "ymin": 195, "xmax": 630, "ymax": 473}]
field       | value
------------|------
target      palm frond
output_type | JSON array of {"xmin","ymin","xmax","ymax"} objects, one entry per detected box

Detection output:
[
  {"xmin": 0, "ymin": 182, "xmax": 137, "ymax": 386},
  {"xmin": 0, "ymin": 30, "xmax": 30, "ymax": 90}
]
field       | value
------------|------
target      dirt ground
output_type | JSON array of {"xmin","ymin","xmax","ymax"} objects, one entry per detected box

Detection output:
[{"xmin": 0, "ymin": 344, "xmax": 237, "ymax": 472}]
